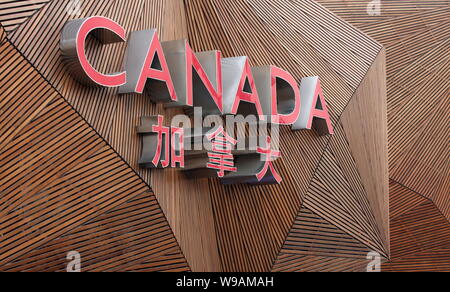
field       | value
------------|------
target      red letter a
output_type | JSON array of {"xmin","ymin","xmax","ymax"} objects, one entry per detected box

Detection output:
[{"xmin": 119, "ymin": 30, "xmax": 177, "ymax": 103}]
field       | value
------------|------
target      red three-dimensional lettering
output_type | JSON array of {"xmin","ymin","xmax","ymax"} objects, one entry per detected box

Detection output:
[
  {"xmin": 171, "ymin": 127, "xmax": 185, "ymax": 168},
  {"xmin": 270, "ymin": 66, "xmax": 301, "ymax": 125},
  {"xmin": 232, "ymin": 59, "xmax": 265, "ymax": 120},
  {"xmin": 136, "ymin": 33, "xmax": 177, "ymax": 100},
  {"xmin": 293, "ymin": 77, "xmax": 334, "ymax": 135},
  {"xmin": 185, "ymin": 43, "xmax": 223, "ymax": 112},
  {"xmin": 61, "ymin": 16, "xmax": 127, "ymax": 87},
  {"xmin": 306, "ymin": 79, "xmax": 334, "ymax": 135}
]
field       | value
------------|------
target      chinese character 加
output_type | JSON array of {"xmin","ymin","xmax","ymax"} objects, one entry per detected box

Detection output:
[{"xmin": 150, "ymin": 115, "xmax": 185, "ymax": 168}]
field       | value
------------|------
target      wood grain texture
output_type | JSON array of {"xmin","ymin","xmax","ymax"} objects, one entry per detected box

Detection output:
[
  {"xmin": 382, "ymin": 180, "xmax": 450, "ymax": 271},
  {"xmin": 185, "ymin": 0, "xmax": 387, "ymax": 272},
  {"xmin": 6, "ymin": 0, "xmax": 221, "ymax": 272},
  {"xmin": 382, "ymin": 249, "xmax": 450, "ymax": 272},
  {"xmin": 273, "ymin": 254, "xmax": 370, "ymax": 272},
  {"xmin": 0, "ymin": 23, "xmax": 5, "ymax": 43},
  {"xmin": 318, "ymin": 0, "xmax": 449, "ymax": 27},
  {"xmin": 0, "ymin": 0, "xmax": 50, "ymax": 33},
  {"xmin": 279, "ymin": 207, "xmax": 371, "ymax": 258},
  {"xmin": 1, "ymin": 0, "xmax": 394, "ymax": 272},
  {"xmin": 319, "ymin": 0, "xmax": 449, "ymax": 272},
  {"xmin": 0, "ymin": 38, "xmax": 189, "ymax": 272},
  {"xmin": 2, "ymin": 191, "xmax": 190, "ymax": 272},
  {"xmin": 271, "ymin": 45, "xmax": 388, "ymax": 272},
  {"xmin": 340, "ymin": 49, "xmax": 389, "ymax": 254},
  {"xmin": 318, "ymin": 0, "xmax": 449, "ymax": 220},
  {"xmin": 388, "ymin": 181, "xmax": 450, "ymax": 260}
]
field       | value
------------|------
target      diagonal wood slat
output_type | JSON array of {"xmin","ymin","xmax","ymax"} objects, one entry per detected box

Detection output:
[
  {"xmin": 6, "ymin": 0, "xmax": 221, "ymax": 272},
  {"xmin": 185, "ymin": 0, "xmax": 386, "ymax": 272},
  {"xmin": 1, "ymin": 0, "xmax": 399, "ymax": 272},
  {"xmin": 0, "ymin": 38, "xmax": 189, "ymax": 272},
  {"xmin": 0, "ymin": 0, "xmax": 50, "ymax": 33},
  {"xmin": 0, "ymin": 23, "xmax": 5, "ymax": 43},
  {"xmin": 280, "ymin": 207, "xmax": 371, "ymax": 258},
  {"xmin": 319, "ymin": 0, "xmax": 449, "ymax": 271},
  {"xmin": 272, "ymin": 253, "xmax": 371, "ymax": 272},
  {"xmin": 387, "ymin": 181, "xmax": 450, "ymax": 261}
]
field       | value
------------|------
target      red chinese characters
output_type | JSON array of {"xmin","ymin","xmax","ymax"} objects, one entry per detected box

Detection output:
[
  {"xmin": 62, "ymin": 16, "xmax": 336, "ymax": 185},
  {"xmin": 138, "ymin": 115, "xmax": 184, "ymax": 169},
  {"xmin": 206, "ymin": 127, "xmax": 238, "ymax": 178},
  {"xmin": 256, "ymin": 136, "xmax": 282, "ymax": 184},
  {"xmin": 151, "ymin": 115, "xmax": 170, "ymax": 168},
  {"xmin": 171, "ymin": 127, "xmax": 185, "ymax": 168}
]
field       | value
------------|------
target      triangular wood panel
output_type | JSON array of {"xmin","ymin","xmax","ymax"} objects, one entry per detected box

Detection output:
[
  {"xmin": 272, "ymin": 254, "xmax": 370, "ymax": 272},
  {"xmin": 303, "ymin": 146, "xmax": 387, "ymax": 256},
  {"xmin": 1, "ymin": 0, "xmax": 392, "ymax": 272},
  {"xmin": 319, "ymin": 0, "xmax": 449, "ymax": 271},
  {"xmin": 2, "ymin": 191, "xmax": 189, "ymax": 272},
  {"xmin": 390, "ymin": 68, "xmax": 449, "ymax": 218},
  {"xmin": 0, "ymin": 0, "xmax": 50, "ymax": 33},
  {"xmin": 388, "ymin": 181, "xmax": 450, "ymax": 260},
  {"xmin": 0, "ymin": 39, "xmax": 189, "ymax": 272},
  {"xmin": 340, "ymin": 49, "xmax": 389, "ymax": 252},
  {"xmin": 280, "ymin": 207, "xmax": 371, "ymax": 258}
]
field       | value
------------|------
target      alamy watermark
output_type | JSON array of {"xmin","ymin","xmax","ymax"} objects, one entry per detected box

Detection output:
[
  {"xmin": 366, "ymin": 251, "xmax": 381, "ymax": 272},
  {"xmin": 367, "ymin": 0, "xmax": 382, "ymax": 16},
  {"xmin": 66, "ymin": 0, "xmax": 83, "ymax": 17},
  {"xmin": 170, "ymin": 108, "xmax": 280, "ymax": 157},
  {"xmin": 67, "ymin": 251, "xmax": 81, "ymax": 272}
]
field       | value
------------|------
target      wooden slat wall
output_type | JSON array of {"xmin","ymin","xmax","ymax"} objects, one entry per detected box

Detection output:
[
  {"xmin": 0, "ymin": 34, "xmax": 189, "ymax": 272},
  {"xmin": 0, "ymin": 0, "xmax": 50, "ymax": 33},
  {"xmin": 319, "ymin": 0, "xmax": 449, "ymax": 272},
  {"xmin": 383, "ymin": 249, "xmax": 450, "ymax": 272},
  {"xmin": 273, "ymin": 254, "xmax": 370, "ymax": 272},
  {"xmin": 0, "ymin": 22, "xmax": 5, "ymax": 43},
  {"xmin": 3, "ymin": 192, "xmax": 190, "ymax": 272},
  {"xmin": 0, "ymin": 0, "xmax": 414, "ymax": 272},
  {"xmin": 388, "ymin": 181, "xmax": 450, "ymax": 258},
  {"xmin": 280, "ymin": 208, "xmax": 371, "ymax": 258},
  {"xmin": 390, "ymin": 199, "xmax": 450, "ymax": 259},
  {"xmin": 339, "ymin": 49, "xmax": 389, "ymax": 254},
  {"xmin": 318, "ymin": 0, "xmax": 449, "ymax": 27},
  {"xmin": 5, "ymin": 0, "xmax": 221, "ymax": 272},
  {"xmin": 303, "ymin": 120, "xmax": 388, "ymax": 256},
  {"xmin": 382, "ymin": 180, "xmax": 450, "ymax": 271},
  {"xmin": 184, "ymin": 0, "xmax": 388, "ymax": 272},
  {"xmin": 389, "ymin": 180, "xmax": 426, "ymax": 220}
]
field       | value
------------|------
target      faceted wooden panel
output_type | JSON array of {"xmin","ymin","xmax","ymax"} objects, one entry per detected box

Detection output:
[
  {"xmin": 279, "ymin": 207, "xmax": 372, "ymax": 259},
  {"xmin": 185, "ymin": 0, "xmax": 388, "ymax": 272},
  {"xmin": 382, "ymin": 181, "xmax": 450, "ymax": 272},
  {"xmin": 1, "ymin": 0, "xmax": 393, "ymax": 272},
  {"xmin": 0, "ymin": 37, "xmax": 189, "ymax": 272},
  {"xmin": 0, "ymin": 0, "xmax": 50, "ymax": 33},
  {"xmin": 340, "ymin": 49, "xmax": 389, "ymax": 253},
  {"xmin": 5, "ymin": 0, "xmax": 220, "ymax": 272},
  {"xmin": 319, "ymin": 0, "xmax": 449, "ymax": 272},
  {"xmin": 388, "ymin": 181, "xmax": 450, "ymax": 260},
  {"xmin": 0, "ymin": 24, "xmax": 5, "ymax": 43}
]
